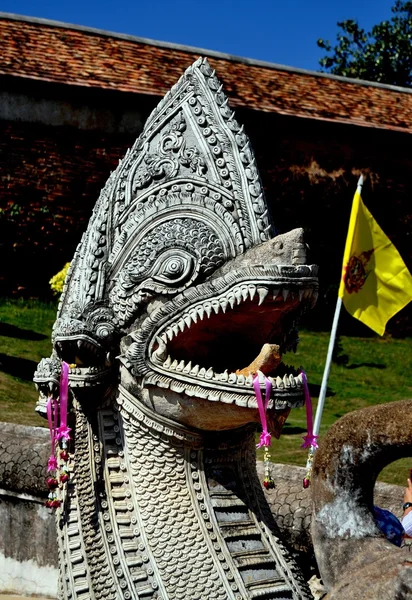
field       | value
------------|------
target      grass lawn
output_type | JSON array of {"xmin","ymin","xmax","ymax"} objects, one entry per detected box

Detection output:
[
  {"xmin": 0, "ymin": 298, "xmax": 55, "ymax": 427},
  {"xmin": 0, "ymin": 298, "xmax": 411, "ymax": 485},
  {"xmin": 259, "ymin": 329, "xmax": 412, "ymax": 486}
]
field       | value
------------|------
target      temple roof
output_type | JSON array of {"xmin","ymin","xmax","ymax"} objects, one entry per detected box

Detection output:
[{"xmin": 1, "ymin": 12, "xmax": 412, "ymax": 133}]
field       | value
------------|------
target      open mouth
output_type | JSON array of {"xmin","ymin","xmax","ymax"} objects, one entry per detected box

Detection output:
[
  {"xmin": 54, "ymin": 334, "xmax": 106, "ymax": 366},
  {"xmin": 127, "ymin": 264, "xmax": 318, "ymax": 410},
  {"xmin": 52, "ymin": 323, "xmax": 113, "ymax": 388}
]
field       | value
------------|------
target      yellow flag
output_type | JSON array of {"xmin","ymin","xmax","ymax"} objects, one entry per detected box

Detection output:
[{"xmin": 338, "ymin": 187, "xmax": 412, "ymax": 335}]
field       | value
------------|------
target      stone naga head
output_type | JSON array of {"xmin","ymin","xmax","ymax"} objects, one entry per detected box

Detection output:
[{"xmin": 35, "ymin": 58, "xmax": 318, "ymax": 431}]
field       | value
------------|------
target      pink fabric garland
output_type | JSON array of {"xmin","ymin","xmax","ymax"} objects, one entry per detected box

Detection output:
[
  {"xmin": 253, "ymin": 371, "xmax": 272, "ymax": 448},
  {"xmin": 46, "ymin": 396, "xmax": 58, "ymax": 472},
  {"xmin": 56, "ymin": 361, "xmax": 71, "ymax": 441},
  {"xmin": 300, "ymin": 370, "xmax": 318, "ymax": 450}
]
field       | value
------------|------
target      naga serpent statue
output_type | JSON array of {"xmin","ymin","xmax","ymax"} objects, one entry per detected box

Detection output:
[
  {"xmin": 311, "ymin": 399, "xmax": 412, "ymax": 599},
  {"xmin": 34, "ymin": 58, "xmax": 319, "ymax": 600}
]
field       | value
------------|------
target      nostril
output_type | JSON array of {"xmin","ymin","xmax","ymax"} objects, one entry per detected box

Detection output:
[
  {"xmin": 292, "ymin": 243, "xmax": 307, "ymax": 265},
  {"xmin": 272, "ymin": 240, "xmax": 284, "ymax": 253}
]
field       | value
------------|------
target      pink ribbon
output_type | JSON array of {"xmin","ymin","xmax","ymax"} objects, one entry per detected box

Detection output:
[
  {"xmin": 46, "ymin": 396, "xmax": 59, "ymax": 472},
  {"xmin": 300, "ymin": 370, "xmax": 318, "ymax": 449},
  {"xmin": 56, "ymin": 362, "xmax": 71, "ymax": 441},
  {"xmin": 253, "ymin": 371, "xmax": 272, "ymax": 448}
]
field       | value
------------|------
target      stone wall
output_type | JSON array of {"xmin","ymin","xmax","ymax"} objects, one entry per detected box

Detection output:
[
  {"xmin": 0, "ymin": 423, "xmax": 58, "ymax": 597},
  {"xmin": 257, "ymin": 461, "xmax": 406, "ymax": 580}
]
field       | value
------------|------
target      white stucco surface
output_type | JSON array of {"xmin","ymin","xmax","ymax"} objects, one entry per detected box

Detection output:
[{"xmin": 0, "ymin": 554, "xmax": 57, "ymax": 598}]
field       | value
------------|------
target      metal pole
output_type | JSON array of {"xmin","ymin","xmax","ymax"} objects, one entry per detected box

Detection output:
[
  {"xmin": 303, "ymin": 175, "xmax": 364, "ymax": 487},
  {"xmin": 312, "ymin": 296, "xmax": 342, "ymax": 437},
  {"xmin": 313, "ymin": 174, "xmax": 364, "ymax": 438}
]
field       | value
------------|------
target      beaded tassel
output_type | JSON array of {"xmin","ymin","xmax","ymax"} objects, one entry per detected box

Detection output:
[
  {"xmin": 45, "ymin": 362, "xmax": 71, "ymax": 509},
  {"xmin": 253, "ymin": 371, "xmax": 275, "ymax": 490}
]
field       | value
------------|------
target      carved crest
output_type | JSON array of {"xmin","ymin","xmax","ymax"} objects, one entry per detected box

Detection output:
[{"xmin": 57, "ymin": 58, "xmax": 273, "ymax": 332}]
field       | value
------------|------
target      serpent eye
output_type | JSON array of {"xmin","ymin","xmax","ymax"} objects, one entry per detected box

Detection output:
[{"xmin": 152, "ymin": 251, "xmax": 195, "ymax": 287}]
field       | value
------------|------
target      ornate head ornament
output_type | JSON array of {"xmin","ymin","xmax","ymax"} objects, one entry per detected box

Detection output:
[{"xmin": 35, "ymin": 57, "xmax": 318, "ymax": 430}]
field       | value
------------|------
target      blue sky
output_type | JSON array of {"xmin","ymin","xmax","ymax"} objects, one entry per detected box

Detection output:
[{"xmin": 0, "ymin": 0, "xmax": 397, "ymax": 71}]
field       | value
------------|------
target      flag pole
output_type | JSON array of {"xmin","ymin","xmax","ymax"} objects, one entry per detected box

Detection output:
[{"xmin": 303, "ymin": 175, "xmax": 364, "ymax": 488}]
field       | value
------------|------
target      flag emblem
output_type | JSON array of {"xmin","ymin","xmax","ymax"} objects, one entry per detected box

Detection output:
[{"xmin": 344, "ymin": 249, "xmax": 374, "ymax": 294}]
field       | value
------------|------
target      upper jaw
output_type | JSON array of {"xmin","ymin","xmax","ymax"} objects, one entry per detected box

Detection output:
[{"xmin": 121, "ymin": 263, "xmax": 318, "ymax": 411}]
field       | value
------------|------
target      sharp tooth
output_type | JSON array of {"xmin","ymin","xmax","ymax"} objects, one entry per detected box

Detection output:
[
  {"xmin": 182, "ymin": 361, "xmax": 192, "ymax": 374},
  {"xmin": 196, "ymin": 387, "xmax": 208, "ymax": 399},
  {"xmin": 289, "ymin": 374, "xmax": 297, "ymax": 388},
  {"xmin": 164, "ymin": 356, "xmax": 172, "ymax": 369},
  {"xmin": 198, "ymin": 367, "xmax": 206, "ymax": 378},
  {"xmin": 257, "ymin": 287, "xmax": 269, "ymax": 306},
  {"xmin": 170, "ymin": 359, "xmax": 178, "ymax": 370},
  {"xmin": 246, "ymin": 374, "xmax": 253, "ymax": 386},
  {"xmin": 273, "ymin": 289, "xmax": 280, "ymax": 300},
  {"xmin": 176, "ymin": 360, "xmax": 185, "ymax": 372},
  {"xmin": 227, "ymin": 294, "xmax": 235, "ymax": 309},
  {"xmin": 178, "ymin": 318, "xmax": 185, "ymax": 333},
  {"xmin": 299, "ymin": 289, "xmax": 304, "ymax": 301},
  {"xmin": 237, "ymin": 374, "xmax": 245, "ymax": 385},
  {"xmin": 189, "ymin": 310, "xmax": 198, "ymax": 324},
  {"xmin": 48, "ymin": 382, "xmax": 54, "ymax": 392},
  {"xmin": 172, "ymin": 324, "xmax": 179, "ymax": 336},
  {"xmin": 205, "ymin": 367, "xmax": 214, "ymax": 380},
  {"xmin": 77, "ymin": 340, "xmax": 82, "ymax": 348},
  {"xmin": 276, "ymin": 376, "xmax": 284, "ymax": 388},
  {"xmin": 220, "ymin": 370, "xmax": 229, "ymax": 382},
  {"xmin": 235, "ymin": 397, "xmax": 248, "ymax": 408},
  {"xmin": 304, "ymin": 288, "xmax": 313, "ymax": 299},
  {"xmin": 211, "ymin": 301, "xmax": 220, "ymax": 315},
  {"xmin": 197, "ymin": 306, "xmax": 205, "ymax": 320},
  {"xmin": 152, "ymin": 336, "xmax": 168, "ymax": 365},
  {"xmin": 166, "ymin": 328, "xmax": 174, "ymax": 341},
  {"xmin": 220, "ymin": 392, "xmax": 234, "ymax": 404},
  {"xmin": 241, "ymin": 286, "xmax": 248, "ymax": 301},
  {"xmin": 269, "ymin": 376, "xmax": 276, "ymax": 389},
  {"xmin": 234, "ymin": 289, "xmax": 242, "ymax": 304},
  {"xmin": 283, "ymin": 374, "xmax": 290, "ymax": 388},
  {"xmin": 160, "ymin": 333, "xmax": 168, "ymax": 343},
  {"xmin": 156, "ymin": 336, "xmax": 167, "ymax": 353},
  {"xmin": 248, "ymin": 285, "xmax": 256, "ymax": 301},
  {"xmin": 204, "ymin": 303, "xmax": 212, "ymax": 318},
  {"xmin": 184, "ymin": 315, "xmax": 192, "ymax": 328},
  {"xmin": 297, "ymin": 372, "xmax": 303, "ymax": 385},
  {"xmin": 190, "ymin": 364, "xmax": 200, "ymax": 376},
  {"xmin": 228, "ymin": 373, "xmax": 237, "ymax": 384},
  {"xmin": 282, "ymin": 289, "xmax": 289, "ymax": 302},
  {"xmin": 219, "ymin": 298, "xmax": 228, "ymax": 313}
]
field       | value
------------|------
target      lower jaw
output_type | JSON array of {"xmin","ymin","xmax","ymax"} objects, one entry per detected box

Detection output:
[
  {"xmin": 121, "ymin": 376, "xmax": 297, "ymax": 432},
  {"xmin": 143, "ymin": 366, "xmax": 305, "ymax": 411}
]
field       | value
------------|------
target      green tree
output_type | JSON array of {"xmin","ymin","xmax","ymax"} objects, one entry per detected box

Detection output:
[{"xmin": 317, "ymin": 1, "xmax": 412, "ymax": 87}]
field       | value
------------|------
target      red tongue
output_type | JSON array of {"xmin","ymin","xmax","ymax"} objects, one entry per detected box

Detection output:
[{"xmin": 235, "ymin": 343, "xmax": 282, "ymax": 377}]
